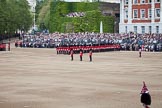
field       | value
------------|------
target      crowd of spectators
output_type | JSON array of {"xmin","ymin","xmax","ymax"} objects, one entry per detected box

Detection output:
[
  {"xmin": 66, "ymin": 12, "xmax": 85, "ymax": 17},
  {"xmin": 15, "ymin": 32, "xmax": 162, "ymax": 52},
  {"xmin": 120, "ymin": 33, "xmax": 162, "ymax": 52}
]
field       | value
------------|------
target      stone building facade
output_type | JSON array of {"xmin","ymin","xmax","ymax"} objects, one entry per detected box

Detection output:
[{"xmin": 119, "ymin": 0, "xmax": 162, "ymax": 34}]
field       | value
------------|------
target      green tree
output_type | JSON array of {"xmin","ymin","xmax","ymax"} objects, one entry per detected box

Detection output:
[{"xmin": 0, "ymin": 0, "xmax": 32, "ymax": 39}]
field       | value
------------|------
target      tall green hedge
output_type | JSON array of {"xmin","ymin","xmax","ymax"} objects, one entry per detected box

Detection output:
[{"xmin": 49, "ymin": 1, "xmax": 114, "ymax": 33}]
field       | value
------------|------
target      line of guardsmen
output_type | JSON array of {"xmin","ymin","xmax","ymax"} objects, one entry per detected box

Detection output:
[{"xmin": 70, "ymin": 49, "xmax": 92, "ymax": 62}]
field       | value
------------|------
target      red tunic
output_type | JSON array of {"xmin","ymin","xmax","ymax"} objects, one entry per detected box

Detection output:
[
  {"xmin": 80, "ymin": 51, "xmax": 83, "ymax": 56},
  {"xmin": 89, "ymin": 51, "xmax": 92, "ymax": 56},
  {"xmin": 70, "ymin": 50, "xmax": 73, "ymax": 56}
]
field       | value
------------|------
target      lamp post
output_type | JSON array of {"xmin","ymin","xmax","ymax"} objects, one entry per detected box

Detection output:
[
  {"xmin": 5, "ymin": 30, "xmax": 10, "ymax": 51},
  {"xmin": 2, "ymin": 34, "xmax": 3, "ymax": 43},
  {"xmin": 114, "ymin": 21, "xmax": 117, "ymax": 33},
  {"xmin": 5, "ymin": 19, "xmax": 10, "ymax": 51},
  {"xmin": 8, "ymin": 30, "xmax": 11, "ymax": 51},
  {"xmin": 21, "ymin": 27, "xmax": 24, "ymax": 45},
  {"xmin": 5, "ymin": 30, "xmax": 7, "ymax": 36}
]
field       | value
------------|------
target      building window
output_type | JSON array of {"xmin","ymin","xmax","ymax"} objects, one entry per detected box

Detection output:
[
  {"xmin": 156, "ymin": 26, "xmax": 159, "ymax": 33},
  {"xmin": 155, "ymin": 0, "xmax": 160, "ymax": 2},
  {"xmin": 134, "ymin": 0, "xmax": 138, "ymax": 4},
  {"xmin": 134, "ymin": 26, "xmax": 137, "ymax": 33},
  {"xmin": 125, "ymin": 8, "xmax": 128, "ymax": 19},
  {"xmin": 133, "ymin": 10, "xmax": 138, "ymax": 19},
  {"xmin": 148, "ymin": 9, "xmax": 152, "ymax": 19},
  {"xmin": 125, "ymin": 0, "xmax": 128, "ymax": 5},
  {"xmin": 148, "ymin": 0, "xmax": 152, "ymax": 3},
  {"xmin": 125, "ymin": 26, "xmax": 127, "ymax": 33},
  {"xmin": 141, "ymin": 0, "xmax": 145, "ymax": 3},
  {"xmin": 141, "ymin": 26, "xmax": 145, "ymax": 34},
  {"xmin": 141, "ymin": 9, "xmax": 145, "ymax": 19},
  {"xmin": 149, "ymin": 26, "xmax": 152, "ymax": 34},
  {"xmin": 155, "ymin": 9, "xmax": 160, "ymax": 18}
]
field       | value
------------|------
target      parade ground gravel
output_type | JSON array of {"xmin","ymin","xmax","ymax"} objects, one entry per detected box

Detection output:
[{"xmin": 0, "ymin": 44, "xmax": 162, "ymax": 108}]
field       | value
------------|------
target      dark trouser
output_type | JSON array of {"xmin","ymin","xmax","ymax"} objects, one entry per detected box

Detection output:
[
  {"xmin": 71, "ymin": 55, "xmax": 73, "ymax": 61},
  {"xmin": 8, "ymin": 43, "xmax": 10, "ymax": 51},
  {"xmin": 139, "ymin": 52, "xmax": 141, "ymax": 57},
  {"xmin": 80, "ymin": 56, "xmax": 82, "ymax": 61},
  {"xmin": 89, "ymin": 55, "xmax": 92, "ymax": 61}
]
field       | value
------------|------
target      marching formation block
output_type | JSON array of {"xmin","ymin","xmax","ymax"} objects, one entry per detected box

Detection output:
[{"xmin": 56, "ymin": 44, "xmax": 120, "ymax": 54}]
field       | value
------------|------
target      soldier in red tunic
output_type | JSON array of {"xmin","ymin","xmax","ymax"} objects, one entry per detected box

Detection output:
[
  {"xmin": 80, "ymin": 49, "xmax": 83, "ymax": 61},
  {"xmin": 89, "ymin": 49, "xmax": 92, "ymax": 62},
  {"xmin": 140, "ymin": 81, "xmax": 151, "ymax": 108}
]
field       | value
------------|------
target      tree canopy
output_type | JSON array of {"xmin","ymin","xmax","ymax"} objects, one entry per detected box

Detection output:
[
  {"xmin": 0, "ymin": 0, "xmax": 32, "ymax": 35},
  {"xmin": 35, "ymin": 0, "xmax": 51, "ymax": 31}
]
